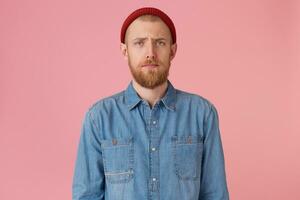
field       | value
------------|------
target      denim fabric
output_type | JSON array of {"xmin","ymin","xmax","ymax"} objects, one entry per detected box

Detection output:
[{"xmin": 72, "ymin": 79, "xmax": 230, "ymax": 200}]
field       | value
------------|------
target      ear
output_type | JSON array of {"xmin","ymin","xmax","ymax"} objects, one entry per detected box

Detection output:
[
  {"xmin": 170, "ymin": 43, "xmax": 177, "ymax": 61},
  {"xmin": 120, "ymin": 43, "xmax": 128, "ymax": 61}
]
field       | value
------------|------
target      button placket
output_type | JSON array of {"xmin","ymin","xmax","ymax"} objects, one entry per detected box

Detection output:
[{"xmin": 148, "ymin": 108, "xmax": 160, "ymax": 194}]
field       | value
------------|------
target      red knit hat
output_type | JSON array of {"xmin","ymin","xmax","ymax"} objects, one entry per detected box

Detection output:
[{"xmin": 120, "ymin": 7, "xmax": 176, "ymax": 44}]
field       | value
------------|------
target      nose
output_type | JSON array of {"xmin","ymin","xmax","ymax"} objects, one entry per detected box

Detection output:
[
  {"xmin": 146, "ymin": 55, "xmax": 155, "ymax": 60},
  {"xmin": 146, "ymin": 42, "xmax": 156, "ymax": 60}
]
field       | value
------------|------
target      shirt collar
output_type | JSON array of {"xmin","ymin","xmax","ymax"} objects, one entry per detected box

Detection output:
[{"xmin": 124, "ymin": 79, "xmax": 177, "ymax": 111}]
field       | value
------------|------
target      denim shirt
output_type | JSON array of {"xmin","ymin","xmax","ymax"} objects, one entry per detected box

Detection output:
[{"xmin": 72, "ymin": 79, "xmax": 230, "ymax": 200}]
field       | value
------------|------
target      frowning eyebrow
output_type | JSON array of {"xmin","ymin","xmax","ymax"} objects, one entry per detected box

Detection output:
[{"xmin": 133, "ymin": 37, "xmax": 167, "ymax": 41}]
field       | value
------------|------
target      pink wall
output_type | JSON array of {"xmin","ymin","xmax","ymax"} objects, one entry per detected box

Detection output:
[{"xmin": 1, "ymin": 0, "xmax": 299, "ymax": 199}]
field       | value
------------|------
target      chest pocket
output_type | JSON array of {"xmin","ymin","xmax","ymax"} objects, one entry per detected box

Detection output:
[
  {"xmin": 100, "ymin": 136, "xmax": 134, "ymax": 184},
  {"xmin": 171, "ymin": 135, "xmax": 203, "ymax": 180}
]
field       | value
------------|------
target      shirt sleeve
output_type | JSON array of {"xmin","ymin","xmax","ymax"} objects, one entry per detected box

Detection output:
[
  {"xmin": 72, "ymin": 109, "xmax": 105, "ymax": 200},
  {"xmin": 199, "ymin": 104, "xmax": 230, "ymax": 200}
]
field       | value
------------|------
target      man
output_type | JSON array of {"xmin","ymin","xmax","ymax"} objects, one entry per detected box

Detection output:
[{"xmin": 72, "ymin": 7, "xmax": 230, "ymax": 200}]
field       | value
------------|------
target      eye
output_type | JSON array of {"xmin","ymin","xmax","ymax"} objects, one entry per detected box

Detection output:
[
  {"xmin": 157, "ymin": 41, "xmax": 166, "ymax": 46},
  {"xmin": 135, "ymin": 41, "xmax": 144, "ymax": 46}
]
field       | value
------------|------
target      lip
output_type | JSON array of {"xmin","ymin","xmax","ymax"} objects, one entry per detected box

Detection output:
[{"xmin": 142, "ymin": 64, "xmax": 159, "ymax": 68}]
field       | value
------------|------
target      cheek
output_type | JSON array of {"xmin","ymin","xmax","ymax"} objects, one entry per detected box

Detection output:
[
  {"xmin": 160, "ymin": 53, "xmax": 171, "ymax": 63},
  {"xmin": 157, "ymin": 48, "xmax": 171, "ymax": 58},
  {"xmin": 128, "ymin": 54, "xmax": 142, "ymax": 66}
]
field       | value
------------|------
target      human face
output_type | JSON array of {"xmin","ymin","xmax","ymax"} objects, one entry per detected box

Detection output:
[{"xmin": 120, "ymin": 17, "xmax": 177, "ymax": 89}]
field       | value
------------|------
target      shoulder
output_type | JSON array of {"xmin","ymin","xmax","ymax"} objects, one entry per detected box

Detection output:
[
  {"xmin": 86, "ymin": 90, "xmax": 125, "ymax": 114},
  {"xmin": 175, "ymin": 88, "xmax": 220, "ymax": 121},
  {"xmin": 176, "ymin": 89, "xmax": 215, "ymax": 108}
]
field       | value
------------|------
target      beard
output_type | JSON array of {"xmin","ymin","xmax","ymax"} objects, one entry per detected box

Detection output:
[{"xmin": 128, "ymin": 57, "xmax": 171, "ymax": 89}]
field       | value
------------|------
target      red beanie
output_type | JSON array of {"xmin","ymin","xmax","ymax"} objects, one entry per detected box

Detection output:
[{"xmin": 120, "ymin": 7, "xmax": 176, "ymax": 44}]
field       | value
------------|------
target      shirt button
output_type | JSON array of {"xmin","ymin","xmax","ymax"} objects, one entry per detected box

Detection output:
[
  {"xmin": 152, "ymin": 120, "xmax": 156, "ymax": 124},
  {"xmin": 152, "ymin": 178, "xmax": 156, "ymax": 181},
  {"xmin": 151, "ymin": 147, "xmax": 156, "ymax": 151},
  {"xmin": 112, "ymin": 139, "xmax": 117, "ymax": 145}
]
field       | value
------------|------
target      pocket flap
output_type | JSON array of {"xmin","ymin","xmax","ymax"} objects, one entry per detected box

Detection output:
[
  {"xmin": 171, "ymin": 134, "xmax": 203, "ymax": 144},
  {"xmin": 100, "ymin": 136, "xmax": 133, "ymax": 148}
]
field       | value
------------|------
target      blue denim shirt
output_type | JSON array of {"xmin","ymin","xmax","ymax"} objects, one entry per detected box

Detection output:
[{"xmin": 72, "ymin": 79, "xmax": 230, "ymax": 200}]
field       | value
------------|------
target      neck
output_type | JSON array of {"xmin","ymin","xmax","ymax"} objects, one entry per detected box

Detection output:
[{"xmin": 132, "ymin": 79, "xmax": 168, "ymax": 108}]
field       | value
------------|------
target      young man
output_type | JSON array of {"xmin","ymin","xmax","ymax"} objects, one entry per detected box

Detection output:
[{"xmin": 72, "ymin": 7, "xmax": 230, "ymax": 200}]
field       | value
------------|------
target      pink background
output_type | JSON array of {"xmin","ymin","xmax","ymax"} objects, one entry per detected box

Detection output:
[{"xmin": 1, "ymin": 0, "xmax": 299, "ymax": 199}]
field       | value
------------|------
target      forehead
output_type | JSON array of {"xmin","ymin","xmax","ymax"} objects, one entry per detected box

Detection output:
[{"xmin": 126, "ymin": 17, "xmax": 171, "ymax": 40}]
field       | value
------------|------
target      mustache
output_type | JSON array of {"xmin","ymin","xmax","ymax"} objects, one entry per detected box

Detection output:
[{"xmin": 143, "ymin": 59, "xmax": 158, "ymax": 65}]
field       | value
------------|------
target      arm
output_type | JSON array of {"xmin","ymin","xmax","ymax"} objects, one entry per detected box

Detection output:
[
  {"xmin": 199, "ymin": 104, "xmax": 230, "ymax": 200},
  {"xmin": 72, "ymin": 110, "xmax": 105, "ymax": 200}
]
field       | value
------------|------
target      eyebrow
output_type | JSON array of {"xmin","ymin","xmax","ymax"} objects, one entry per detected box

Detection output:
[{"xmin": 133, "ymin": 37, "xmax": 167, "ymax": 41}]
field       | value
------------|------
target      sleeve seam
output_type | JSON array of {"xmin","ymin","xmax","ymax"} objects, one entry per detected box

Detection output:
[{"xmin": 87, "ymin": 109, "xmax": 100, "ymax": 135}]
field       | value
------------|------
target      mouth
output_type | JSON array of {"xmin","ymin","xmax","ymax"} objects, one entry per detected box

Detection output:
[{"xmin": 142, "ymin": 64, "xmax": 159, "ymax": 68}]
